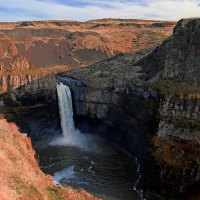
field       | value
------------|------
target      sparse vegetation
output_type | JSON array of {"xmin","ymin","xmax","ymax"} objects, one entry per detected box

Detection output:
[
  {"xmin": 9, "ymin": 175, "xmax": 27, "ymax": 195},
  {"xmin": 46, "ymin": 187, "xmax": 63, "ymax": 200},
  {"xmin": 28, "ymin": 185, "xmax": 39, "ymax": 198},
  {"xmin": 151, "ymin": 136, "xmax": 200, "ymax": 168}
]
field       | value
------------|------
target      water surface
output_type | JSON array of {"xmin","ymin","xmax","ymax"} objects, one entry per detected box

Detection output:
[{"xmin": 34, "ymin": 137, "xmax": 140, "ymax": 200}]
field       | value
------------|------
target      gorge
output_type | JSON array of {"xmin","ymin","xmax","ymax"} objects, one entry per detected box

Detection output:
[{"xmin": 0, "ymin": 18, "xmax": 200, "ymax": 200}]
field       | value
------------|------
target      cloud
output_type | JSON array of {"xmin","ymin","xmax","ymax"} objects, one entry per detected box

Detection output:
[{"xmin": 0, "ymin": 0, "xmax": 199, "ymax": 22}]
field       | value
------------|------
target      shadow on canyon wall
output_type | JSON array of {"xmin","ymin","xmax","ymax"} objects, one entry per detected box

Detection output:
[{"xmin": 0, "ymin": 71, "xmax": 61, "ymax": 140}]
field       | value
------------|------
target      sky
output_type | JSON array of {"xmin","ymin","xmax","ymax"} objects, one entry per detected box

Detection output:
[{"xmin": 0, "ymin": 0, "xmax": 200, "ymax": 22}]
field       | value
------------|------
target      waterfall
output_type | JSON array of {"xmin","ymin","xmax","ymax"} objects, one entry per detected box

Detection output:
[
  {"xmin": 57, "ymin": 82, "xmax": 75, "ymax": 139},
  {"xmin": 53, "ymin": 81, "xmax": 98, "ymax": 151}
]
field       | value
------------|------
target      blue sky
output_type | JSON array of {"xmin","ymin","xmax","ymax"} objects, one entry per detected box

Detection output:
[{"xmin": 0, "ymin": 0, "xmax": 200, "ymax": 22}]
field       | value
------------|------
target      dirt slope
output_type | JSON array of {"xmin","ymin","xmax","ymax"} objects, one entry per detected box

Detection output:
[
  {"xmin": 0, "ymin": 19, "xmax": 175, "ymax": 70},
  {"xmin": 0, "ymin": 118, "xmax": 99, "ymax": 200}
]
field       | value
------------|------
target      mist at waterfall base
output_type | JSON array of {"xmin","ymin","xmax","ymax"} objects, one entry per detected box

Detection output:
[
  {"xmin": 34, "ymin": 82, "xmax": 140, "ymax": 199},
  {"xmin": 50, "ymin": 82, "xmax": 99, "ymax": 152}
]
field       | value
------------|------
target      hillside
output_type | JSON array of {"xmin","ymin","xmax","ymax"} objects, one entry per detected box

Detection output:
[
  {"xmin": 0, "ymin": 19, "xmax": 175, "ymax": 107},
  {"xmin": 0, "ymin": 118, "xmax": 99, "ymax": 200},
  {"xmin": 0, "ymin": 19, "xmax": 174, "ymax": 69}
]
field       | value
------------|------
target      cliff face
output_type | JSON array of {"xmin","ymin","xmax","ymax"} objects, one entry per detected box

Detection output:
[
  {"xmin": 158, "ymin": 96, "xmax": 200, "ymax": 145},
  {"xmin": 59, "ymin": 18, "xmax": 200, "ymax": 197},
  {"xmin": 137, "ymin": 18, "xmax": 200, "ymax": 85},
  {"xmin": 0, "ymin": 72, "xmax": 57, "ymax": 106},
  {"xmin": 140, "ymin": 18, "xmax": 200, "ymax": 195},
  {"xmin": 59, "ymin": 51, "xmax": 157, "ymax": 119},
  {"xmin": 133, "ymin": 18, "xmax": 200, "ymax": 146},
  {"xmin": 59, "ymin": 50, "xmax": 158, "ymax": 168},
  {"xmin": 162, "ymin": 18, "xmax": 200, "ymax": 85}
]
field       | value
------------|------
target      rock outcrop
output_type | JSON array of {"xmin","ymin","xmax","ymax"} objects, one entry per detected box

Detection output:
[
  {"xmin": 0, "ymin": 67, "xmax": 63, "ymax": 106},
  {"xmin": 0, "ymin": 73, "xmax": 56, "ymax": 106},
  {"xmin": 137, "ymin": 18, "xmax": 200, "ymax": 85},
  {"xmin": 133, "ymin": 18, "xmax": 200, "ymax": 146}
]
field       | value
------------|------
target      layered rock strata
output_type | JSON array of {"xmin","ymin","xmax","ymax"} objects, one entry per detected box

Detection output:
[{"xmin": 59, "ymin": 18, "xmax": 200, "ymax": 197}]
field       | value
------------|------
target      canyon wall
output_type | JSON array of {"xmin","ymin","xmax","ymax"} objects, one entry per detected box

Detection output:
[
  {"xmin": 59, "ymin": 18, "xmax": 200, "ymax": 198},
  {"xmin": 134, "ymin": 18, "xmax": 200, "ymax": 148},
  {"xmin": 140, "ymin": 18, "xmax": 200, "ymax": 196},
  {"xmin": 58, "ymin": 51, "xmax": 159, "ymax": 181},
  {"xmin": 137, "ymin": 18, "xmax": 200, "ymax": 85},
  {"xmin": 0, "ymin": 72, "xmax": 57, "ymax": 106}
]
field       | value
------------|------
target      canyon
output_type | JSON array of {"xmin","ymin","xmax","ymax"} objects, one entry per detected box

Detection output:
[
  {"xmin": 0, "ymin": 18, "xmax": 199, "ymax": 200},
  {"xmin": 58, "ymin": 18, "xmax": 200, "ymax": 199}
]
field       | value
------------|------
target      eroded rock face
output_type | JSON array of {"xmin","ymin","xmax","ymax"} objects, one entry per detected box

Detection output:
[
  {"xmin": 158, "ymin": 96, "xmax": 200, "ymax": 145},
  {"xmin": 0, "ymin": 119, "xmax": 54, "ymax": 200},
  {"xmin": 60, "ymin": 76, "xmax": 157, "ymax": 119},
  {"xmin": 0, "ymin": 32, "xmax": 18, "ymax": 59},
  {"xmin": 160, "ymin": 96, "xmax": 200, "ymax": 121},
  {"xmin": 58, "ymin": 51, "xmax": 158, "ymax": 163},
  {"xmin": 0, "ymin": 73, "xmax": 57, "ymax": 106},
  {"xmin": 137, "ymin": 18, "xmax": 200, "ymax": 85},
  {"xmin": 138, "ymin": 18, "xmax": 200, "ymax": 196},
  {"xmin": 134, "ymin": 18, "xmax": 200, "ymax": 146},
  {"xmin": 58, "ymin": 18, "xmax": 200, "ymax": 198}
]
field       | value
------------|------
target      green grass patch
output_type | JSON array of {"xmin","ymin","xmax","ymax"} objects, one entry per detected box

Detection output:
[
  {"xmin": 9, "ymin": 175, "xmax": 27, "ymax": 195},
  {"xmin": 46, "ymin": 187, "xmax": 63, "ymax": 200}
]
